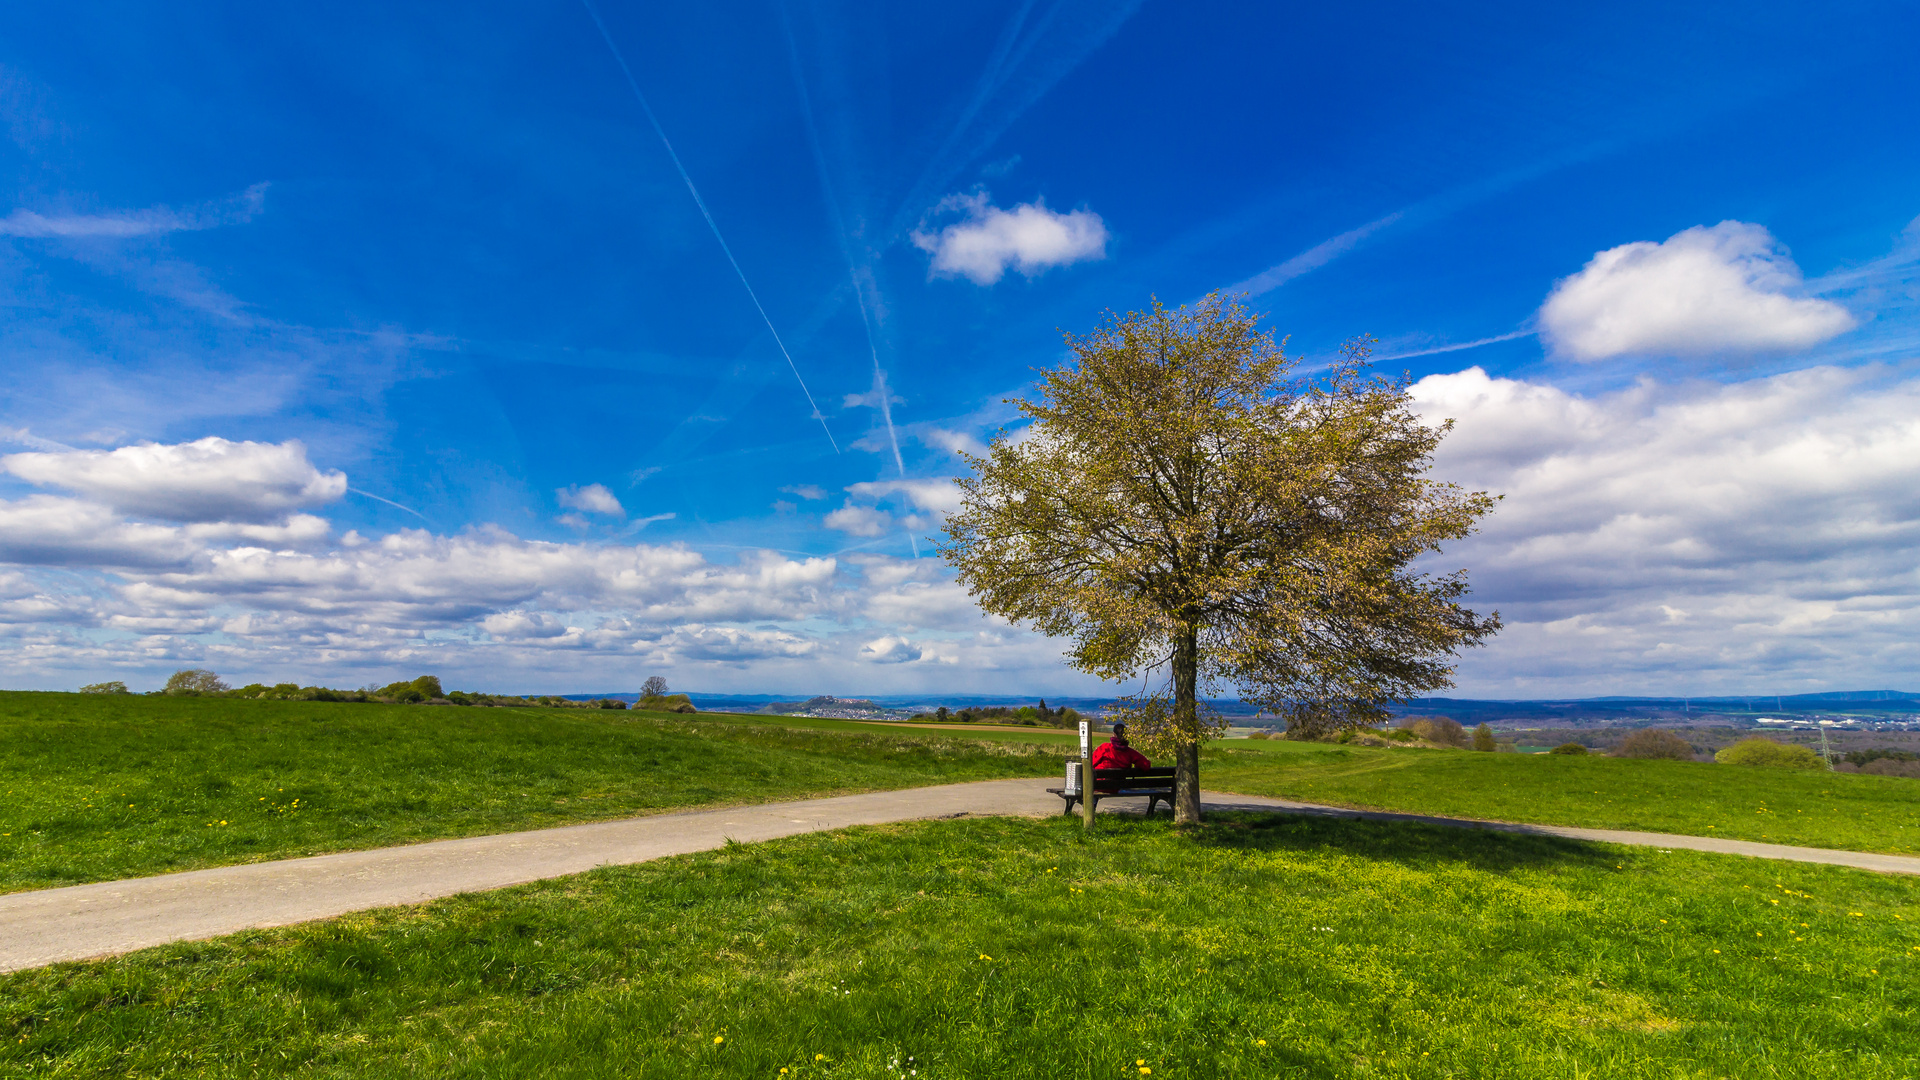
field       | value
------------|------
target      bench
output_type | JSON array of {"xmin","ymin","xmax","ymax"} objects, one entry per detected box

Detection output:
[{"xmin": 1047, "ymin": 766, "xmax": 1178, "ymax": 816}]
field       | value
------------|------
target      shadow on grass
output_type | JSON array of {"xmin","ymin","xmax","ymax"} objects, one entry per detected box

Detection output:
[{"xmin": 1166, "ymin": 810, "xmax": 1619, "ymax": 875}]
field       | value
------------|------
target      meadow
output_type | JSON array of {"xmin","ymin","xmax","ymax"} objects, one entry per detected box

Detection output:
[
  {"xmin": 0, "ymin": 692, "xmax": 1058, "ymax": 893},
  {"xmin": 4, "ymin": 813, "xmax": 1915, "ymax": 1078},
  {"xmin": 10, "ymin": 691, "xmax": 1920, "ymax": 900}
]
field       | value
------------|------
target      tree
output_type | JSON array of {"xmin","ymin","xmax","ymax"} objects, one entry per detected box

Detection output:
[
  {"xmin": 941, "ymin": 296, "xmax": 1500, "ymax": 822},
  {"xmin": 1613, "ymin": 729, "xmax": 1694, "ymax": 761},
  {"xmin": 79, "ymin": 681, "xmax": 129, "ymax": 695},
  {"xmin": 164, "ymin": 669, "xmax": 228, "ymax": 696},
  {"xmin": 640, "ymin": 676, "xmax": 669, "ymax": 698},
  {"xmin": 1472, "ymin": 722, "xmax": 1497, "ymax": 752}
]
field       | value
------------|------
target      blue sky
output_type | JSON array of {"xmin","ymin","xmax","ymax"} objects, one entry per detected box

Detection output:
[{"xmin": 1, "ymin": 1, "xmax": 1917, "ymax": 697}]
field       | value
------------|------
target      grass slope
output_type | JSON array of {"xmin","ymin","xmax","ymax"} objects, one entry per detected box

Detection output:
[
  {"xmin": 5, "ymin": 815, "xmax": 1916, "ymax": 1078},
  {"xmin": 0, "ymin": 692, "xmax": 1055, "ymax": 893},
  {"xmin": 1202, "ymin": 741, "xmax": 1920, "ymax": 854}
]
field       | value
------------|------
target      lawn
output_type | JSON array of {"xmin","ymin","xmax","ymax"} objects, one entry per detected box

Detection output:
[
  {"xmin": 1200, "ymin": 740, "xmax": 1920, "ymax": 855},
  {"xmin": 4, "ymin": 814, "xmax": 1914, "ymax": 1078},
  {"xmin": 0, "ymin": 692, "xmax": 1058, "ymax": 893}
]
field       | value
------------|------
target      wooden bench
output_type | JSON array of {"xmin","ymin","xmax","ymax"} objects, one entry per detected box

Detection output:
[{"xmin": 1047, "ymin": 766, "xmax": 1178, "ymax": 816}]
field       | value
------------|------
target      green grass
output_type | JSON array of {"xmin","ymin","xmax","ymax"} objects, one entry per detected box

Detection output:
[
  {"xmin": 0, "ymin": 692, "xmax": 1057, "ymax": 894},
  {"xmin": 5, "ymin": 814, "xmax": 1915, "ymax": 1078},
  {"xmin": 1202, "ymin": 741, "xmax": 1920, "ymax": 854}
]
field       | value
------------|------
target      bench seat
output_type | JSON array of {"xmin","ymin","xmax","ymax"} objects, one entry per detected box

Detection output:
[{"xmin": 1046, "ymin": 766, "xmax": 1177, "ymax": 816}]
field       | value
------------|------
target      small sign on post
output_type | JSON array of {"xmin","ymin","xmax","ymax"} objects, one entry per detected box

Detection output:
[{"xmin": 1078, "ymin": 721, "xmax": 1094, "ymax": 830}]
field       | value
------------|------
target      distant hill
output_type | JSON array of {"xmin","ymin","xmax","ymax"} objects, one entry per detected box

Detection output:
[{"xmin": 559, "ymin": 690, "xmax": 1918, "ymax": 724}]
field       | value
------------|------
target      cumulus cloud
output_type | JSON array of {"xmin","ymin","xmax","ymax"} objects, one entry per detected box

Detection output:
[
  {"xmin": 825, "ymin": 503, "xmax": 893, "ymax": 537},
  {"xmin": 912, "ymin": 191, "xmax": 1107, "ymax": 285},
  {"xmin": 1540, "ymin": 221, "xmax": 1856, "ymax": 361},
  {"xmin": 2, "ymin": 437, "xmax": 345, "ymax": 523},
  {"xmin": 1410, "ymin": 364, "xmax": 1920, "ymax": 694},
  {"xmin": 860, "ymin": 635, "xmax": 924, "ymax": 664},
  {"xmin": 556, "ymin": 483, "xmax": 624, "ymax": 516}
]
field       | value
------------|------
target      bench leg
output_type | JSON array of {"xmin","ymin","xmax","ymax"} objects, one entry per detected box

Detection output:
[{"xmin": 1062, "ymin": 795, "xmax": 1077, "ymax": 816}]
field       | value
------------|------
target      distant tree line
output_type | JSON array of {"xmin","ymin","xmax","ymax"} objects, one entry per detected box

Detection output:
[
  {"xmin": 909, "ymin": 699, "xmax": 1085, "ymax": 728},
  {"xmin": 83, "ymin": 669, "xmax": 645, "ymax": 710}
]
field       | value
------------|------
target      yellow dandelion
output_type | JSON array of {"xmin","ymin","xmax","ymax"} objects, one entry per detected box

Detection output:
[
  {"xmin": 1257, "ymin": 1039, "xmax": 1266, "ymax": 1047},
  {"xmin": 815, "ymin": 1054, "xmax": 826, "ymax": 1061},
  {"xmin": 1137, "ymin": 1060, "xmax": 1146, "ymax": 1067},
  {"xmin": 714, "ymin": 1036, "xmax": 725, "ymax": 1045},
  {"xmin": 979, "ymin": 954, "xmax": 992, "ymax": 961}
]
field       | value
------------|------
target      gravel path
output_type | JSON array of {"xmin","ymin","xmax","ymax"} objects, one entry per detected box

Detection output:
[{"xmin": 5, "ymin": 778, "xmax": 1916, "ymax": 974}]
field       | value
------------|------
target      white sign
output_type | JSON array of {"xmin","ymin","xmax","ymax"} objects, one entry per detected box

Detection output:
[{"xmin": 1079, "ymin": 720, "xmax": 1090, "ymax": 759}]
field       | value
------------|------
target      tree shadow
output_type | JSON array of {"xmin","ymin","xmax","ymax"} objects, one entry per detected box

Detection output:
[{"xmin": 1170, "ymin": 808, "xmax": 1620, "ymax": 875}]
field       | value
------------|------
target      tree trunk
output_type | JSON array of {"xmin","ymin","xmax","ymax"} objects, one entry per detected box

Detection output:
[{"xmin": 1172, "ymin": 624, "xmax": 1203, "ymax": 824}]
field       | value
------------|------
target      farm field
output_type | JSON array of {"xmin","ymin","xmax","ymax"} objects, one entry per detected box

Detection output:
[
  {"xmin": 4, "ymin": 813, "xmax": 1915, "ymax": 1079},
  {"xmin": 1199, "ymin": 741, "xmax": 1920, "ymax": 855},
  {"xmin": 0, "ymin": 692, "xmax": 1057, "ymax": 894}
]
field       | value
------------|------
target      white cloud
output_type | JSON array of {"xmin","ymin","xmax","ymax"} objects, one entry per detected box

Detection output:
[
  {"xmin": 556, "ymin": 483, "xmax": 624, "ymax": 516},
  {"xmin": 916, "ymin": 427, "xmax": 988, "ymax": 456},
  {"xmin": 0, "ymin": 184, "xmax": 268, "ymax": 240},
  {"xmin": 912, "ymin": 191, "xmax": 1107, "ymax": 285},
  {"xmin": 825, "ymin": 503, "xmax": 893, "ymax": 537},
  {"xmin": 860, "ymin": 635, "xmax": 924, "ymax": 664},
  {"xmin": 482, "ymin": 610, "xmax": 572, "ymax": 639},
  {"xmin": 846, "ymin": 479, "xmax": 965, "ymax": 516},
  {"xmin": 779, "ymin": 484, "xmax": 828, "ymax": 501},
  {"xmin": 1540, "ymin": 221, "xmax": 1856, "ymax": 361},
  {"xmin": 2, "ymin": 437, "xmax": 345, "ymax": 523},
  {"xmin": 1410, "ymin": 364, "xmax": 1920, "ymax": 694}
]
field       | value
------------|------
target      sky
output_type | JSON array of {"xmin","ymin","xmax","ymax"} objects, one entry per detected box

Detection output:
[{"xmin": 1, "ymin": 1, "xmax": 1917, "ymax": 698}]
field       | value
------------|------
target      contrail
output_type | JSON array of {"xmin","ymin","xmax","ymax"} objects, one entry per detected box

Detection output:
[
  {"xmin": 578, "ymin": 0, "xmax": 839, "ymax": 453},
  {"xmin": 777, "ymin": 10, "xmax": 903, "ymax": 477},
  {"xmin": 347, "ymin": 487, "xmax": 430, "ymax": 522},
  {"xmin": 782, "ymin": 7, "xmax": 916, "ymax": 556},
  {"xmin": 1373, "ymin": 329, "xmax": 1537, "ymax": 362}
]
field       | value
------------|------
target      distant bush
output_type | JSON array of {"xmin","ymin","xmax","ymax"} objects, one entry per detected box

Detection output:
[
  {"xmin": 1397, "ymin": 716, "xmax": 1469, "ymax": 748},
  {"xmin": 639, "ymin": 693, "xmax": 698, "ymax": 714},
  {"xmin": 596, "ymin": 698, "xmax": 628, "ymax": 710},
  {"xmin": 1549, "ymin": 742, "xmax": 1588, "ymax": 755},
  {"xmin": 164, "ymin": 669, "xmax": 228, "ymax": 696},
  {"xmin": 1861, "ymin": 758, "xmax": 1920, "ymax": 779},
  {"xmin": 1383, "ymin": 728, "xmax": 1420, "ymax": 743},
  {"xmin": 78, "ymin": 681, "xmax": 129, "ymax": 695},
  {"xmin": 1715, "ymin": 737, "xmax": 1823, "ymax": 770},
  {"xmin": 1613, "ymin": 729, "xmax": 1694, "ymax": 760},
  {"xmin": 1472, "ymin": 723, "xmax": 1497, "ymax": 752}
]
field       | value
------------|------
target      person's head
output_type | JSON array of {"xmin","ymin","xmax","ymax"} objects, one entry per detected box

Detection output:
[{"xmin": 1111, "ymin": 722, "xmax": 1129, "ymax": 746}]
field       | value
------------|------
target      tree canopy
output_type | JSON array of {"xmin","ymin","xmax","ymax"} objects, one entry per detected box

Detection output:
[{"xmin": 940, "ymin": 295, "xmax": 1500, "ymax": 821}]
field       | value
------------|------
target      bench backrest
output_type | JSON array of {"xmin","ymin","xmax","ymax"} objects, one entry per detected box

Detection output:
[{"xmin": 1091, "ymin": 766, "xmax": 1175, "ymax": 784}]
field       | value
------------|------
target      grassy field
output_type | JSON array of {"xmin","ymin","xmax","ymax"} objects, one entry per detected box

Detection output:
[
  {"xmin": 1199, "ymin": 740, "xmax": 1920, "ymax": 855},
  {"xmin": 0, "ymin": 692, "xmax": 1058, "ymax": 893},
  {"xmin": 4, "ymin": 813, "xmax": 1915, "ymax": 1078}
]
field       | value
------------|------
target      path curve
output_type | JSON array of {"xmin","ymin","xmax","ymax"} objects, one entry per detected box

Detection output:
[{"xmin": 4, "ymin": 779, "xmax": 1917, "ymax": 974}]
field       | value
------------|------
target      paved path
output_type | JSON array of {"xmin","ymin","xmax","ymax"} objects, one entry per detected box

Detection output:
[{"xmin": 5, "ymin": 779, "xmax": 1918, "ymax": 974}]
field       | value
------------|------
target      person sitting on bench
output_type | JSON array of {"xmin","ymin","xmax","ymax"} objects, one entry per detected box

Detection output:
[{"xmin": 1091, "ymin": 723, "xmax": 1151, "ymax": 771}]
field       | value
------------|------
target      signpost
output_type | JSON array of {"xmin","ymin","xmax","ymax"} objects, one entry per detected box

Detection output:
[{"xmin": 1079, "ymin": 721, "xmax": 1094, "ymax": 830}]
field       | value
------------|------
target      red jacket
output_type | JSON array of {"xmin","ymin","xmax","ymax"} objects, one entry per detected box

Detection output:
[{"xmin": 1092, "ymin": 739, "xmax": 1151, "ymax": 771}]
